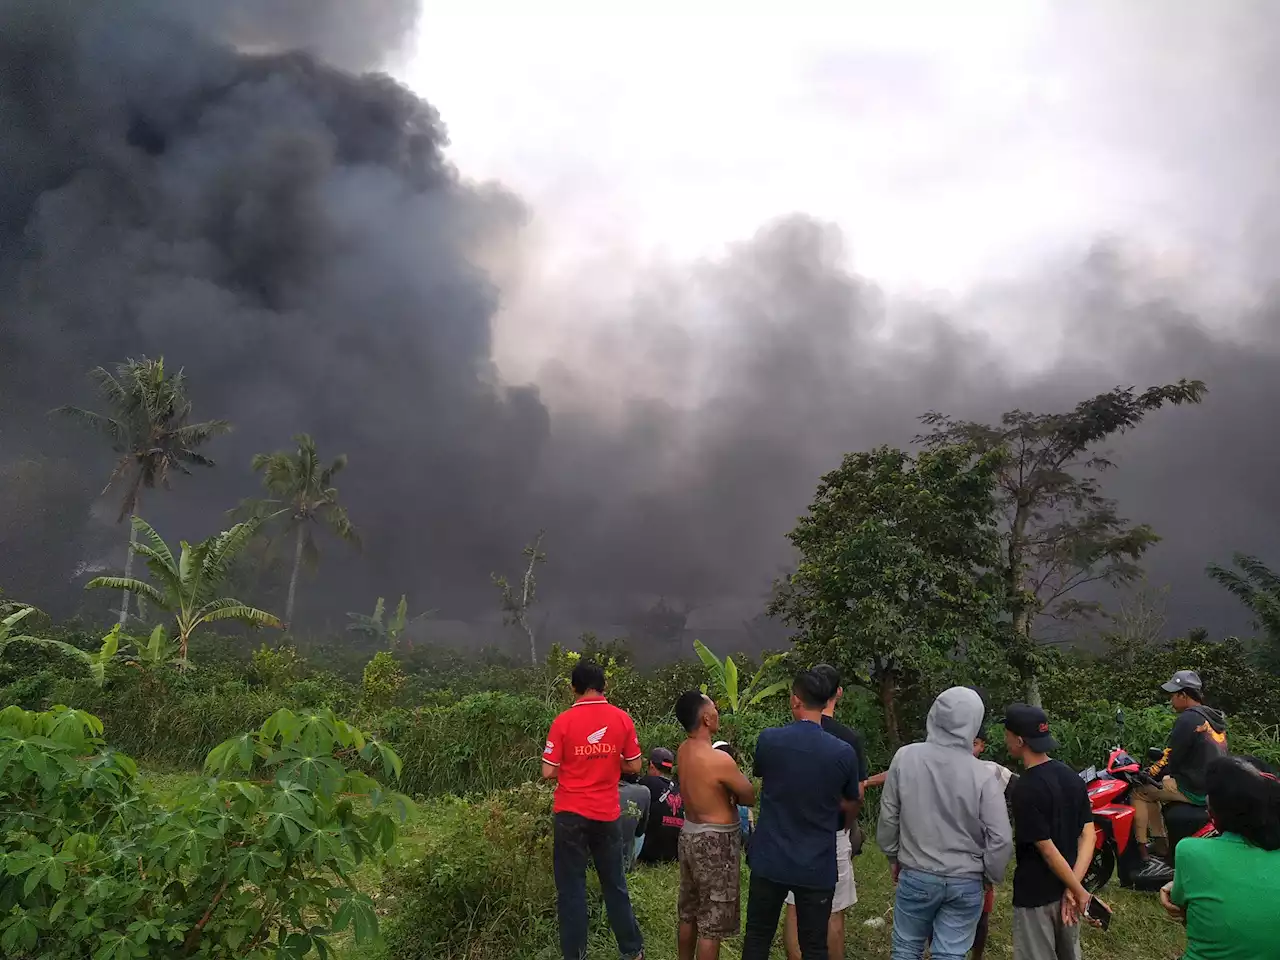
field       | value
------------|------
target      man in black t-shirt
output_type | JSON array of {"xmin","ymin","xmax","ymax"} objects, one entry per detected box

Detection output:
[
  {"xmin": 638, "ymin": 747, "xmax": 683, "ymax": 864},
  {"xmin": 1004, "ymin": 704, "xmax": 1097, "ymax": 960}
]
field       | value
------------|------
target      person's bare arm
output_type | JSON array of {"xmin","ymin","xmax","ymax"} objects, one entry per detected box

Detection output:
[
  {"xmin": 1073, "ymin": 823, "xmax": 1096, "ymax": 883},
  {"xmin": 718, "ymin": 753, "xmax": 755, "ymax": 807},
  {"xmin": 863, "ymin": 771, "xmax": 888, "ymax": 791},
  {"xmin": 1034, "ymin": 840, "xmax": 1091, "ymax": 920},
  {"xmin": 621, "ymin": 754, "xmax": 643, "ymax": 776},
  {"xmin": 541, "ymin": 761, "xmax": 559, "ymax": 780}
]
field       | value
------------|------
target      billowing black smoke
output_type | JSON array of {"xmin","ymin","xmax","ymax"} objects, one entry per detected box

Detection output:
[
  {"xmin": 1, "ymin": 0, "xmax": 546, "ymax": 620},
  {"xmin": 3, "ymin": 0, "xmax": 1280, "ymax": 645}
]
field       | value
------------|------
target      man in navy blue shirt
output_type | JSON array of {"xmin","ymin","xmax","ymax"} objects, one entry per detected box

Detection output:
[{"xmin": 742, "ymin": 669, "xmax": 860, "ymax": 960}]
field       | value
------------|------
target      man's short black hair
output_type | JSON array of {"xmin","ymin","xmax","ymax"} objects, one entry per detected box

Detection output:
[
  {"xmin": 811, "ymin": 663, "xmax": 840, "ymax": 702},
  {"xmin": 675, "ymin": 690, "xmax": 710, "ymax": 733},
  {"xmin": 1183, "ymin": 686, "xmax": 1205, "ymax": 703},
  {"xmin": 571, "ymin": 660, "xmax": 607, "ymax": 695},
  {"xmin": 792, "ymin": 669, "xmax": 828, "ymax": 709}
]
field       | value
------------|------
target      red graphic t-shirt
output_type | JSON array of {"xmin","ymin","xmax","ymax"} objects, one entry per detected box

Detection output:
[{"xmin": 543, "ymin": 696, "xmax": 642, "ymax": 820}]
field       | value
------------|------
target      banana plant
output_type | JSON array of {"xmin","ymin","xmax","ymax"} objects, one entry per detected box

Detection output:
[
  {"xmin": 346, "ymin": 595, "xmax": 431, "ymax": 651},
  {"xmin": 87, "ymin": 516, "xmax": 282, "ymax": 663},
  {"xmin": 0, "ymin": 606, "xmax": 117, "ymax": 687},
  {"xmin": 121, "ymin": 623, "xmax": 185, "ymax": 670},
  {"xmin": 693, "ymin": 640, "xmax": 791, "ymax": 714}
]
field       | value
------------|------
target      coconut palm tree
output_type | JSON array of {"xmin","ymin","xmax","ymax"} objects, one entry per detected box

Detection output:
[
  {"xmin": 53, "ymin": 357, "xmax": 230, "ymax": 625},
  {"xmin": 86, "ymin": 517, "xmax": 282, "ymax": 663},
  {"xmin": 1207, "ymin": 553, "xmax": 1280, "ymax": 671},
  {"xmin": 232, "ymin": 434, "xmax": 359, "ymax": 626}
]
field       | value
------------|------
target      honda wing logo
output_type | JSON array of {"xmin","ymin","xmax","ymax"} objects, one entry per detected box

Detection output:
[{"xmin": 574, "ymin": 725, "xmax": 616, "ymax": 757}]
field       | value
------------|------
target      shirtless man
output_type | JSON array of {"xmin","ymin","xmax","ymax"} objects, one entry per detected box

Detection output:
[{"xmin": 674, "ymin": 690, "xmax": 756, "ymax": 960}]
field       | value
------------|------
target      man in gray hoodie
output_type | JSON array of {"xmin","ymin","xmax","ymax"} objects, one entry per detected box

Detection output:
[{"xmin": 876, "ymin": 687, "xmax": 1013, "ymax": 960}]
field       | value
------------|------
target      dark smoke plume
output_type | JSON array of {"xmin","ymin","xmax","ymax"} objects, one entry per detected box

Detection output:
[{"xmin": 2, "ymin": 1, "xmax": 1279, "ymax": 646}]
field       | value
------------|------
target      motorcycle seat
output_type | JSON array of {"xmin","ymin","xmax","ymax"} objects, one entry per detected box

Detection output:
[{"xmin": 1164, "ymin": 801, "xmax": 1211, "ymax": 860}]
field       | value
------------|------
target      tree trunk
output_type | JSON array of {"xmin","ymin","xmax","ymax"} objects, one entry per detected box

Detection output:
[
  {"xmin": 1012, "ymin": 607, "xmax": 1042, "ymax": 704},
  {"xmin": 524, "ymin": 619, "xmax": 537, "ymax": 666},
  {"xmin": 118, "ymin": 522, "xmax": 137, "ymax": 626},
  {"xmin": 1007, "ymin": 503, "xmax": 1042, "ymax": 705},
  {"xmin": 875, "ymin": 660, "xmax": 902, "ymax": 749},
  {"xmin": 285, "ymin": 524, "xmax": 304, "ymax": 627},
  {"xmin": 1024, "ymin": 671, "xmax": 1043, "ymax": 708}
]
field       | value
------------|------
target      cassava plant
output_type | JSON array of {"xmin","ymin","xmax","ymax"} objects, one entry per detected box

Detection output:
[{"xmin": 0, "ymin": 704, "xmax": 408, "ymax": 959}]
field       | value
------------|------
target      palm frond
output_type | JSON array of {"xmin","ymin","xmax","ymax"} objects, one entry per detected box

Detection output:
[
  {"xmin": 1235, "ymin": 554, "xmax": 1280, "ymax": 594},
  {"xmin": 131, "ymin": 516, "xmax": 176, "ymax": 573},
  {"xmin": 322, "ymin": 503, "xmax": 361, "ymax": 547},
  {"xmin": 1, "ymin": 605, "xmax": 39, "ymax": 632},
  {"xmin": 0, "ymin": 635, "xmax": 93, "ymax": 670},
  {"xmin": 197, "ymin": 603, "xmax": 283, "ymax": 630},
  {"xmin": 50, "ymin": 407, "xmax": 128, "ymax": 448},
  {"xmin": 204, "ymin": 519, "xmax": 263, "ymax": 585},
  {"xmin": 171, "ymin": 419, "xmax": 232, "ymax": 446},
  {"xmin": 175, "ymin": 450, "xmax": 216, "ymax": 469},
  {"xmin": 85, "ymin": 576, "xmax": 167, "ymax": 608},
  {"xmin": 86, "ymin": 365, "xmax": 131, "ymax": 410},
  {"xmin": 320, "ymin": 453, "xmax": 348, "ymax": 486}
]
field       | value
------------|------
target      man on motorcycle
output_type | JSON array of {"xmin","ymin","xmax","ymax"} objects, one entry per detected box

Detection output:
[{"xmin": 1133, "ymin": 670, "xmax": 1227, "ymax": 861}]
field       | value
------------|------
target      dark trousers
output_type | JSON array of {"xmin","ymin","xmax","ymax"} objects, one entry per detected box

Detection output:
[
  {"xmin": 553, "ymin": 812, "xmax": 645, "ymax": 960},
  {"xmin": 741, "ymin": 873, "xmax": 834, "ymax": 960}
]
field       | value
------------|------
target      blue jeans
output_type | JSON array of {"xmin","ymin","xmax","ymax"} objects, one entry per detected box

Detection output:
[
  {"xmin": 891, "ymin": 869, "xmax": 984, "ymax": 960},
  {"xmin": 553, "ymin": 812, "xmax": 645, "ymax": 960}
]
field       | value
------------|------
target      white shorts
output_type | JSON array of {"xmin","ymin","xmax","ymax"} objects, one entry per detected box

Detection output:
[{"xmin": 785, "ymin": 829, "xmax": 857, "ymax": 912}]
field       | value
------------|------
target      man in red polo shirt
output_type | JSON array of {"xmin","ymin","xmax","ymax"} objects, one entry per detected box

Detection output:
[{"xmin": 542, "ymin": 660, "xmax": 646, "ymax": 960}]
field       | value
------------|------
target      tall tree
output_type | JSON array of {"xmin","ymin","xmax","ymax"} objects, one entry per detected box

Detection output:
[
  {"xmin": 1207, "ymin": 553, "xmax": 1280, "ymax": 674},
  {"xmin": 86, "ymin": 517, "xmax": 282, "ymax": 663},
  {"xmin": 493, "ymin": 531, "xmax": 547, "ymax": 665},
  {"xmin": 53, "ymin": 357, "xmax": 230, "ymax": 625},
  {"xmin": 918, "ymin": 380, "xmax": 1207, "ymax": 704},
  {"xmin": 769, "ymin": 444, "xmax": 1005, "ymax": 747},
  {"xmin": 232, "ymin": 434, "xmax": 359, "ymax": 627}
]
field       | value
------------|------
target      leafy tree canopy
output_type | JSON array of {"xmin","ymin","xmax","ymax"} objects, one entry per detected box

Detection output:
[
  {"xmin": 769, "ymin": 443, "xmax": 1005, "ymax": 744},
  {"xmin": 918, "ymin": 379, "xmax": 1206, "ymax": 700}
]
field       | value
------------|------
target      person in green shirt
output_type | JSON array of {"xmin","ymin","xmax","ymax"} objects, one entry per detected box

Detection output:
[{"xmin": 1160, "ymin": 754, "xmax": 1280, "ymax": 960}]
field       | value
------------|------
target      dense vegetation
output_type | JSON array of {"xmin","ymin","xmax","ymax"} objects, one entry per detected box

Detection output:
[{"xmin": 4, "ymin": 359, "xmax": 1280, "ymax": 956}]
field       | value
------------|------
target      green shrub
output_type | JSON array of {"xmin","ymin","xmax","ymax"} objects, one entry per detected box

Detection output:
[
  {"xmin": 249, "ymin": 642, "xmax": 301, "ymax": 691},
  {"xmin": 380, "ymin": 782, "xmax": 558, "ymax": 960},
  {"xmin": 52, "ymin": 668, "xmax": 293, "ymax": 768},
  {"xmin": 0, "ymin": 704, "xmax": 407, "ymax": 958},
  {"xmin": 383, "ymin": 693, "xmax": 556, "ymax": 797},
  {"xmin": 362, "ymin": 651, "xmax": 407, "ymax": 714}
]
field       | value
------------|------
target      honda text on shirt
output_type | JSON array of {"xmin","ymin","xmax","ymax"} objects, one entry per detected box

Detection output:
[{"xmin": 544, "ymin": 695, "xmax": 643, "ymax": 821}]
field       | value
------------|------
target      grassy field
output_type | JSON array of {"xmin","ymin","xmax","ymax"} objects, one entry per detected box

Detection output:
[{"xmin": 142, "ymin": 772, "xmax": 1188, "ymax": 960}]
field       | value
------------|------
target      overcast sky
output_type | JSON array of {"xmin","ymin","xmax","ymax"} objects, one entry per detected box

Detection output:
[{"xmin": 406, "ymin": 3, "xmax": 1268, "ymax": 319}]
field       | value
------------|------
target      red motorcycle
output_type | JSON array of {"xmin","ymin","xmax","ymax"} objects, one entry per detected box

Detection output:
[{"xmin": 1080, "ymin": 736, "xmax": 1216, "ymax": 892}]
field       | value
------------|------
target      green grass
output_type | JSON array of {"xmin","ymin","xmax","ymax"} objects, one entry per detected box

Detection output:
[{"xmin": 140, "ymin": 771, "xmax": 1188, "ymax": 959}]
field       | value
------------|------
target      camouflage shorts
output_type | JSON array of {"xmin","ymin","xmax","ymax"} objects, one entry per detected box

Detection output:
[{"xmin": 677, "ymin": 824, "xmax": 742, "ymax": 940}]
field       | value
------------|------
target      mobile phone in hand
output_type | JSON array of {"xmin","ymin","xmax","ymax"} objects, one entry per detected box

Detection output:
[{"xmin": 1086, "ymin": 896, "xmax": 1113, "ymax": 931}]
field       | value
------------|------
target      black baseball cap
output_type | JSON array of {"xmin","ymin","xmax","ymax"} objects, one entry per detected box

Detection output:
[
  {"xmin": 649, "ymin": 747, "xmax": 675, "ymax": 771},
  {"xmin": 1004, "ymin": 703, "xmax": 1060, "ymax": 753},
  {"xmin": 1161, "ymin": 670, "xmax": 1203, "ymax": 694}
]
